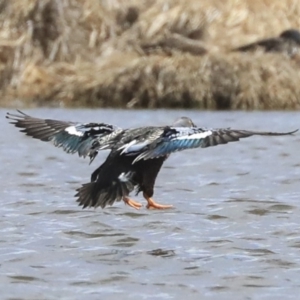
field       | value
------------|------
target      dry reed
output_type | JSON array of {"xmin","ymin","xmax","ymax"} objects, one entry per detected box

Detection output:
[{"xmin": 1, "ymin": 0, "xmax": 300, "ymax": 109}]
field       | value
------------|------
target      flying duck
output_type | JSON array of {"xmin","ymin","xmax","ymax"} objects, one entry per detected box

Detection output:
[{"xmin": 6, "ymin": 111, "xmax": 298, "ymax": 210}]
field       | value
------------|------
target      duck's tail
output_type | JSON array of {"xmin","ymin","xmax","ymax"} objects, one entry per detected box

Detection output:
[{"xmin": 75, "ymin": 171, "xmax": 135, "ymax": 209}]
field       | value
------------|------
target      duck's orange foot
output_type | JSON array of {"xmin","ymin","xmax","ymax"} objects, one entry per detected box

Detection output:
[
  {"xmin": 123, "ymin": 196, "xmax": 142, "ymax": 210},
  {"xmin": 146, "ymin": 197, "xmax": 173, "ymax": 210}
]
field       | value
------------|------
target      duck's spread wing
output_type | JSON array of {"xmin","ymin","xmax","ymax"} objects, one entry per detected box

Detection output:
[
  {"xmin": 6, "ymin": 110, "xmax": 121, "ymax": 161},
  {"xmin": 133, "ymin": 127, "xmax": 298, "ymax": 162}
]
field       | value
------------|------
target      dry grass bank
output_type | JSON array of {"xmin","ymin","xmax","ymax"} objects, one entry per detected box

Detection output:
[{"xmin": 1, "ymin": 0, "xmax": 300, "ymax": 109}]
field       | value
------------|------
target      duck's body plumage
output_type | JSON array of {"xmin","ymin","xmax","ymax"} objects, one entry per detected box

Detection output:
[
  {"xmin": 6, "ymin": 111, "xmax": 298, "ymax": 210},
  {"xmin": 78, "ymin": 152, "xmax": 167, "ymax": 209}
]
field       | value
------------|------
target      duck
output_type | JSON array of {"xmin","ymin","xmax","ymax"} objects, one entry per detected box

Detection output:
[
  {"xmin": 6, "ymin": 111, "xmax": 298, "ymax": 210},
  {"xmin": 233, "ymin": 29, "xmax": 300, "ymax": 56}
]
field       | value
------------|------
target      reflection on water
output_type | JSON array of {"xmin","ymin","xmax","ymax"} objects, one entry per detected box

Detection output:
[{"xmin": 1, "ymin": 109, "xmax": 300, "ymax": 299}]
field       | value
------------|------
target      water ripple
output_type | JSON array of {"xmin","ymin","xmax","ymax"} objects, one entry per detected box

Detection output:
[{"xmin": 2, "ymin": 109, "xmax": 300, "ymax": 299}]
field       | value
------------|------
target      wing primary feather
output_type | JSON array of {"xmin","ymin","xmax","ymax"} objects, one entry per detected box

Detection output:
[
  {"xmin": 132, "ymin": 127, "xmax": 298, "ymax": 160},
  {"xmin": 6, "ymin": 110, "xmax": 121, "ymax": 161}
]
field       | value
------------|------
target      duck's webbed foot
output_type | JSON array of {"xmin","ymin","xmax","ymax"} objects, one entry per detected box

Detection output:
[
  {"xmin": 143, "ymin": 193, "xmax": 173, "ymax": 210},
  {"xmin": 123, "ymin": 196, "xmax": 142, "ymax": 210}
]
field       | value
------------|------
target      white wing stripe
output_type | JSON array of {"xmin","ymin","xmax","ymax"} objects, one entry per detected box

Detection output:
[
  {"xmin": 119, "ymin": 140, "xmax": 152, "ymax": 154},
  {"xmin": 65, "ymin": 126, "xmax": 84, "ymax": 137},
  {"xmin": 118, "ymin": 140, "xmax": 137, "ymax": 154},
  {"xmin": 175, "ymin": 130, "xmax": 212, "ymax": 140}
]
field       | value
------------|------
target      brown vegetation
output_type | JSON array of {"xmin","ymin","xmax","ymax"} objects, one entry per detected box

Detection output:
[{"xmin": 1, "ymin": 0, "xmax": 300, "ymax": 109}]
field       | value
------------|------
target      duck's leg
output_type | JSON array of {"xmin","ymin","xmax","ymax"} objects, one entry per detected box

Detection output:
[
  {"xmin": 123, "ymin": 196, "xmax": 142, "ymax": 210},
  {"xmin": 143, "ymin": 192, "xmax": 173, "ymax": 209}
]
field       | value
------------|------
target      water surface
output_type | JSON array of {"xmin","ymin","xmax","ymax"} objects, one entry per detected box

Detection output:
[{"xmin": 1, "ymin": 109, "xmax": 300, "ymax": 300}]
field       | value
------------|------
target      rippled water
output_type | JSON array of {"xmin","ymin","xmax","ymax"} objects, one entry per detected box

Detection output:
[{"xmin": 1, "ymin": 109, "xmax": 300, "ymax": 299}]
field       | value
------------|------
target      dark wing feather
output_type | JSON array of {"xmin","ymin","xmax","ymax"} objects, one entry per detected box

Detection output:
[
  {"xmin": 133, "ymin": 127, "xmax": 298, "ymax": 162},
  {"xmin": 6, "ymin": 110, "xmax": 121, "ymax": 161}
]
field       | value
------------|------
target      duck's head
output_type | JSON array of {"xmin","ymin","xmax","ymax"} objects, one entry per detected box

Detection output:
[
  {"xmin": 280, "ymin": 29, "xmax": 300, "ymax": 44},
  {"xmin": 172, "ymin": 117, "xmax": 196, "ymax": 128}
]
